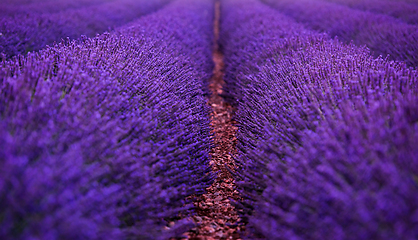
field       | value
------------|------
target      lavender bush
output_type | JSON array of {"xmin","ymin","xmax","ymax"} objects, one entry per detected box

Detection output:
[
  {"xmin": 220, "ymin": 0, "xmax": 418, "ymax": 239},
  {"xmin": 0, "ymin": 0, "xmax": 111, "ymax": 16},
  {"xmin": 0, "ymin": 0, "xmax": 170, "ymax": 58},
  {"xmin": 262, "ymin": 0, "xmax": 418, "ymax": 67},
  {"xmin": 0, "ymin": 0, "xmax": 214, "ymax": 239},
  {"xmin": 325, "ymin": 0, "xmax": 418, "ymax": 25},
  {"xmin": 386, "ymin": 0, "xmax": 418, "ymax": 4}
]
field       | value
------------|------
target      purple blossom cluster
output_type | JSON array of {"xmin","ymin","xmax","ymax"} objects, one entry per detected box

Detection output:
[
  {"xmin": 324, "ymin": 0, "xmax": 418, "ymax": 25},
  {"xmin": 0, "ymin": 0, "xmax": 170, "ymax": 58},
  {"xmin": 262, "ymin": 0, "xmax": 418, "ymax": 67},
  {"xmin": 220, "ymin": 0, "xmax": 418, "ymax": 239},
  {"xmin": 0, "ymin": 0, "xmax": 214, "ymax": 239},
  {"xmin": 0, "ymin": 0, "xmax": 110, "ymax": 16}
]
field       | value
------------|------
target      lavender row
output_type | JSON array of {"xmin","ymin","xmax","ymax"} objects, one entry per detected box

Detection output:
[
  {"xmin": 0, "ymin": 0, "xmax": 46, "ymax": 5},
  {"xmin": 0, "ymin": 0, "xmax": 170, "ymax": 59},
  {"xmin": 386, "ymin": 0, "xmax": 418, "ymax": 4},
  {"xmin": 0, "ymin": 0, "xmax": 57, "ymax": 5},
  {"xmin": 0, "ymin": 0, "xmax": 112, "ymax": 16},
  {"xmin": 0, "ymin": 0, "xmax": 214, "ymax": 239},
  {"xmin": 220, "ymin": 0, "xmax": 418, "ymax": 239},
  {"xmin": 325, "ymin": 0, "xmax": 418, "ymax": 25},
  {"xmin": 262, "ymin": 0, "xmax": 418, "ymax": 67}
]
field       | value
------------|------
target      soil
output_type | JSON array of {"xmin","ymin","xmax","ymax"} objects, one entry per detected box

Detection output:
[{"xmin": 183, "ymin": 1, "xmax": 242, "ymax": 239}]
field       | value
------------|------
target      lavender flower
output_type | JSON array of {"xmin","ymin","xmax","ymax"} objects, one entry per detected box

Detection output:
[
  {"xmin": 0, "ymin": 0, "xmax": 214, "ymax": 238},
  {"xmin": 262, "ymin": 0, "xmax": 418, "ymax": 67},
  {"xmin": 0, "ymin": 0, "xmax": 171, "ymax": 58},
  {"xmin": 325, "ymin": 0, "xmax": 418, "ymax": 25},
  {"xmin": 220, "ymin": 0, "xmax": 418, "ymax": 238}
]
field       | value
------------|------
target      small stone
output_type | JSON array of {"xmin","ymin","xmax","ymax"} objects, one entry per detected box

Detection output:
[
  {"xmin": 206, "ymin": 226, "xmax": 215, "ymax": 233},
  {"xmin": 215, "ymin": 231, "xmax": 225, "ymax": 238}
]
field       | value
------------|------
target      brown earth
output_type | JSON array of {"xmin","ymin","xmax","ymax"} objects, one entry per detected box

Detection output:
[{"xmin": 183, "ymin": 1, "xmax": 242, "ymax": 239}]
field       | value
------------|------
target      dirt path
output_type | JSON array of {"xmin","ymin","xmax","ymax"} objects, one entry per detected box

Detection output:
[{"xmin": 185, "ymin": 1, "xmax": 242, "ymax": 239}]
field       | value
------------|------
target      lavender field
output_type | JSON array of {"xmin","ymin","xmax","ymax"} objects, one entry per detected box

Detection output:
[{"xmin": 1, "ymin": 0, "xmax": 417, "ymax": 239}]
